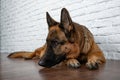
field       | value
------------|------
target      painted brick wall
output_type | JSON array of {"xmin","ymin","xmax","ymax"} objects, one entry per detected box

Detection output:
[{"xmin": 0, "ymin": 0, "xmax": 120, "ymax": 60}]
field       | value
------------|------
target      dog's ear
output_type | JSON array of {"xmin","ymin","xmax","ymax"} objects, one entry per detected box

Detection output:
[
  {"xmin": 60, "ymin": 8, "xmax": 74, "ymax": 32},
  {"xmin": 60, "ymin": 8, "xmax": 75, "ymax": 42},
  {"xmin": 46, "ymin": 12, "xmax": 58, "ymax": 28}
]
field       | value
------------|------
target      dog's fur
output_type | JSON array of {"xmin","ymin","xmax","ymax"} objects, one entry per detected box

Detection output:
[{"xmin": 8, "ymin": 8, "xmax": 106, "ymax": 70}]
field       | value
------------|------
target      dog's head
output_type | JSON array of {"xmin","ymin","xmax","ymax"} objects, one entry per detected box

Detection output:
[{"xmin": 38, "ymin": 8, "xmax": 76, "ymax": 67}]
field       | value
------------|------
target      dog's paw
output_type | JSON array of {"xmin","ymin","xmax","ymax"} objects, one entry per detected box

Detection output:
[
  {"xmin": 66, "ymin": 59, "xmax": 81, "ymax": 68},
  {"xmin": 86, "ymin": 58, "xmax": 100, "ymax": 70},
  {"xmin": 86, "ymin": 62, "xmax": 98, "ymax": 70}
]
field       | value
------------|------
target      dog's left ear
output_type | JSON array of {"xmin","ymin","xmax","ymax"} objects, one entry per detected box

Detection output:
[
  {"xmin": 60, "ymin": 8, "xmax": 74, "ymax": 32},
  {"xmin": 60, "ymin": 8, "xmax": 75, "ymax": 42},
  {"xmin": 46, "ymin": 12, "xmax": 58, "ymax": 28}
]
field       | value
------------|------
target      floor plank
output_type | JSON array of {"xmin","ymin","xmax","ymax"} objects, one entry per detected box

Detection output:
[{"xmin": 0, "ymin": 53, "xmax": 120, "ymax": 80}]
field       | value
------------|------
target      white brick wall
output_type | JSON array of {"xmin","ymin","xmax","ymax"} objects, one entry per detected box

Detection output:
[{"xmin": 0, "ymin": 0, "xmax": 120, "ymax": 60}]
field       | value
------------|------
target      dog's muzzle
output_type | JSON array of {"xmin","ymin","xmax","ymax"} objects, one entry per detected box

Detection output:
[{"xmin": 38, "ymin": 54, "xmax": 65, "ymax": 68}]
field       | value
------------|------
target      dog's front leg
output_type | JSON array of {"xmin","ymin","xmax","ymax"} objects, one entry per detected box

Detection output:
[
  {"xmin": 61, "ymin": 42, "xmax": 80, "ymax": 68},
  {"xmin": 86, "ymin": 43, "xmax": 106, "ymax": 70},
  {"xmin": 65, "ymin": 43, "xmax": 81, "ymax": 68}
]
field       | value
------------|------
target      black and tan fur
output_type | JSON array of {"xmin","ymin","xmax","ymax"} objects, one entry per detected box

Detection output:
[{"xmin": 8, "ymin": 8, "xmax": 106, "ymax": 70}]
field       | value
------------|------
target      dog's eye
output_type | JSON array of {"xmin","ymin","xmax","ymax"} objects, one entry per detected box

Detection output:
[
  {"xmin": 54, "ymin": 41, "xmax": 59, "ymax": 46},
  {"xmin": 51, "ymin": 40, "xmax": 66, "ymax": 48},
  {"xmin": 60, "ymin": 41, "xmax": 65, "ymax": 45},
  {"xmin": 51, "ymin": 40, "xmax": 59, "ymax": 48}
]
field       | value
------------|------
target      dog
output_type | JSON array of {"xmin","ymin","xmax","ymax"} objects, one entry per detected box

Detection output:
[{"xmin": 8, "ymin": 8, "xmax": 106, "ymax": 70}]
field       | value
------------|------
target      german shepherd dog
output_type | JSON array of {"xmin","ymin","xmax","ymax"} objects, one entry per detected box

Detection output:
[{"xmin": 8, "ymin": 8, "xmax": 106, "ymax": 70}]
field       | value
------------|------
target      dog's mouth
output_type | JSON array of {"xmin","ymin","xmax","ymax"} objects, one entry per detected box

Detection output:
[{"xmin": 38, "ymin": 54, "xmax": 65, "ymax": 68}]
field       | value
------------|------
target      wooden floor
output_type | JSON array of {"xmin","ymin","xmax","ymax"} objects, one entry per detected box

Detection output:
[{"xmin": 0, "ymin": 53, "xmax": 120, "ymax": 80}]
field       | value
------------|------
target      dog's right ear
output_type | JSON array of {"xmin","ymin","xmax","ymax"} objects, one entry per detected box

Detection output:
[{"xmin": 46, "ymin": 12, "xmax": 58, "ymax": 28}]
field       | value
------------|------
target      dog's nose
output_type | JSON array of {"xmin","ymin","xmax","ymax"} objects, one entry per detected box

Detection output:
[
  {"xmin": 38, "ymin": 60, "xmax": 52, "ymax": 68},
  {"xmin": 38, "ymin": 60, "xmax": 46, "ymax": 67},
  {"xmin": 38, "ymin": 60, "xmax": 55, "ymax": 68}
]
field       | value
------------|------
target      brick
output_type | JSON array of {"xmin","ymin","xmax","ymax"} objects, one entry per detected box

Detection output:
[
  {"xmin": 99, "ymin": 44, "xmax": 120, "ymax": 52},
  {"xmin": 94, "ymin": 36, "xmax": 108, "ymax": 44},
  {"xmin": 107, "ymin": 34, "xmax": 120, "ymax": 43}
]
